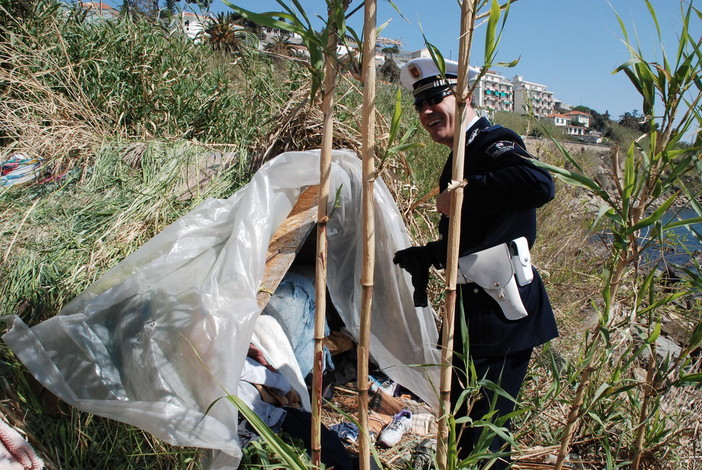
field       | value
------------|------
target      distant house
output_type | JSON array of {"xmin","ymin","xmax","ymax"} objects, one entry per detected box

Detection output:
[
  {"xmin": 78, "ymin": 2, "xmax": 119, "ymax": 21},
  {"xmin": 547, "ymin": 113, "xmax": 570, "ymax": 127},
  {"xmin": 171, "ymin": 12, "xmax": 212, "ymax": 42},
  {"xmin": 583, "ymin": 130, "xmax": 603, "ymax": 144},
  {"xmin": 393, "ymin": 47, "xmax": 432, "ymax": 68},
  {"xmin": 566, "ymin": 125, "xmax": 586, "ymax": 137},
  {"xmin": 564, "ymin": 110, "xmax": 590, "ymax": 127},
  {"xmin": 546, "ymin": 112, "xmax": 601, "ymax": 141},
  {"xmin": 260, "ymin": 26, "xmax": 303, "ymax": 47},
  {"xmin": 553, "ymin": 98, "xmax": 571, "ymax": 113}
]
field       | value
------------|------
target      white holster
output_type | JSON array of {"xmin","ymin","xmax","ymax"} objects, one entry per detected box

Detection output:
[{"xmin": 456, "ymin": 237, "xmax": 533, "ymax": 321}]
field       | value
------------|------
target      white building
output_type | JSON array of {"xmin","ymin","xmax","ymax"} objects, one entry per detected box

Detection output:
[
  {"xmin": 473, "ymin": 70, "xmax": 513, "ymax": 112},
  {"xmin": 564, "ymin": 110, "xmax": 590, "ymax": 127},
  {"xmin": 171, "ymin": 12, "xmax": 211, "ymax": 42},
  {"xmin": 566, "ymin": 126, "xmax": 586, "ymax": 136},
  {"xmin": 547, "ymin": 113, "xmax": 570, "ymax": 127},
  {"xmin": 78, "ymin": 2, "xmax": 119, "ymax": 21},
  {"xmin": 547, "ymin": 111, "xmax": 601, "ymax": 142},
  {"xmin": 512, "ymin": 76, "xmax": 554, "ymax": 117}
]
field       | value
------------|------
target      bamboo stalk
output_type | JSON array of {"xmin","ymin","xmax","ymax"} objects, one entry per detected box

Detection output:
[
  {"xmin": 311, "ymin": 13, "xmax": 340, "ymax": 468},
  {"xmin": 632, "ymin": 353, "xmax": 657, "ymax": 470},
  {"xmin": 553, "ymin": 366, "xmax": 592, "ymax": 470},
  {"xmin": 437, "ymin": 2, "xmax": 476, "ymax": 468},
  {"xmin": 357, "ymin": 1, "xmax": 377, "ymax": 469}
]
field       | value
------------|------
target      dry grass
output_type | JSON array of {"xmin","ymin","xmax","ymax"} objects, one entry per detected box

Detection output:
[
  {"xmin": 0, "ymin": 33, "xmax": 112, "ymax": 172},
  {"xmin": 250, "ymin": 80, "xmax": 362, "ymax": 169}
]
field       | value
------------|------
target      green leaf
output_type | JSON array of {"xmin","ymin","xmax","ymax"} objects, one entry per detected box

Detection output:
[
  {"xmin": 637, "ymin": 292, "xmax": 687, "ymax": 316},
  {"xmin": 388, "ymin": 142, "xmax": 424, "ymax": 154},
  {"xmin": 531, "ymin": 160, "xmax": 607, "ymax": 197},
  {"xmin": 223, "ymin": 2, "xmax": 304, "ymax": 35},
  {"xmin": 484, "ymin": 0, "xmax": 500, "ymax": 65},
  {"xmin": 225, "ymin": 394, "xmax": 309, "ymax": 469},
  {"xmin": 592, "ymin": 204, "xmax": 616, "ymax": 231},
  {"xmin": 493, "ymin": 57, "xmax": 520, "ymax": 68},
  {"xmin": 646, "ymin": 322, "xmax": 661, "ymax": 344},
  {"xmin": 687, "ymin": 320, "xmax": 702, "ymax": 350},
  {"xmin": 622, "ymin": 140, "xmax": 637, "ymax": 202},
  {"xmin": 614, "ymin": 58, "xmax": 642, "ymax": 73},
  {"xmin": 591, "ymin": 382, "xmax": 612, "ymax": 404},
  {"xmin": 389, "ymin": 88, "xmax": 403, "ymax": 146},
  {"xmin": 419, "ymin": 27, "xmax": 446, "ymax": 76},
  {"xmin": 627, "ymin": 192, "xmax": 678, "ymax": 233},
  {"xmin": 664, "ymin": 215, "xmax": 702, "ymax": 231},
  {"xmin": 673, "ymin": 373, "xmax": 702, "ymax": 386}
]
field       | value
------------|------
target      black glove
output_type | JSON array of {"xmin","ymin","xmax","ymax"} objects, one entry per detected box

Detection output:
[{"xmin": 393, "ymin": 246, "xmax": 431, "ymax": 307}]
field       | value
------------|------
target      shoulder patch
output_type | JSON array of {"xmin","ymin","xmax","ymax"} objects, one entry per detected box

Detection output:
[{"xmin": 486, "ymin": 140, "xmax": 516, "ymax": 158}]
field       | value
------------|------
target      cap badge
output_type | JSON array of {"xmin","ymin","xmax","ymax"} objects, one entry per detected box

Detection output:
[{"xmin": 408, "ymin": 63, "xmax": 421, "ymax": 79}]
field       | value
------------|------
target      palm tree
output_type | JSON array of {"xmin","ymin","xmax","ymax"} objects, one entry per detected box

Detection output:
[
  {"xmin": 264, "ymin": 32, "xmax": 294, "ymax": 58},
  {"xmin": 205, "ymin": 12, "xmax": 248, "ymax": 54}
]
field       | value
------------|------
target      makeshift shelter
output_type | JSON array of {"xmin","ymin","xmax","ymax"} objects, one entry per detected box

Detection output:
[{"xmin": 3, "ymin": 150, "xmax": 441, "ymax": 469}]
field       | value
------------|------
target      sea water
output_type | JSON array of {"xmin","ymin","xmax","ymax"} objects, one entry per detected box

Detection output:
[{"xmin": 643, "ymin": 207, "xmax": 702, "ymax": 266}]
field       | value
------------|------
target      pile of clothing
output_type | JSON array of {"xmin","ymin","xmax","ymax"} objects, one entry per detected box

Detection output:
[{"xmin": 1, "ymin": 154, "xmax": 43, "ymax": 187}]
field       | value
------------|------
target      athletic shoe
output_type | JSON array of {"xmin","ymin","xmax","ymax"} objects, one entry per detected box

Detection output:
[
  {"xmin": 378, "ymin": 379, "xmax": 398, "ymax": 396},
  {"xmin": 412, "ymin": 438, "xmax": 436, "ymax": 469},
  {"xmin": 378, "ymin": 409, "xmax": 412, "ymax": 447}
]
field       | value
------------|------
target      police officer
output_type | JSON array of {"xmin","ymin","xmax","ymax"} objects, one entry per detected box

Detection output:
[{"xmin": 394, "ymin": 57, "xmax": 559, "ymax": 469}]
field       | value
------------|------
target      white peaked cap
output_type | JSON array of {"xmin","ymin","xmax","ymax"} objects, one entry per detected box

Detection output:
[{"xmin": 400, "ymin": 57, "xmax": 479, "ymax": 104}]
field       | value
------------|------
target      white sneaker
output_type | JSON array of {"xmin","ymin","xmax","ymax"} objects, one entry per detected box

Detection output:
[
  {"xmin": 378, "ymin": 379, "xmax": 398, "ymax": 396},
  {"xmin": 378, "ymin": 409, "xmax": 412, "ymax": 447}
]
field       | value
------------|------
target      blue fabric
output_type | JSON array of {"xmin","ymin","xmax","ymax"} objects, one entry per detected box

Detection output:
[
  {"xmin": 262, "ymin": 271, "xmax": 334, "ymax": 378},
  {"xmin": 330, "ymin": 421, "xmax": 359, "ymax": 443}
]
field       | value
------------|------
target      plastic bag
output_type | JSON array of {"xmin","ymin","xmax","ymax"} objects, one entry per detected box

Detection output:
[{"xmin": 3, "ymin": 150, "xmax": 440, "ymax": 469}]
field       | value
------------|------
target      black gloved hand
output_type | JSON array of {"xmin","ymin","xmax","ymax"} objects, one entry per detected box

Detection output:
[
  {"xmin": 393, "ymin": 246, "xmax": 429, "ymax": 275},
  {"xmin": 393, "ymin": 246, "xmax": 431, "ymax": 307}
]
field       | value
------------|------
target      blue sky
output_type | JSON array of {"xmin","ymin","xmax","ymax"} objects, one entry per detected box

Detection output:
[{"xmin": 207, "ymin": 0, "xmax": 697, "ymax": 120}]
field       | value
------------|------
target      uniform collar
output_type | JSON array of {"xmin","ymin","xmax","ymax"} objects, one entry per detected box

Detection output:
[
  {"xmin": 464, "ymin": 115, "xmax": 481, "ymax": 132},
  {"xmin": 466, "ymin": 117, "xmax": 491, "ymax": 144}
]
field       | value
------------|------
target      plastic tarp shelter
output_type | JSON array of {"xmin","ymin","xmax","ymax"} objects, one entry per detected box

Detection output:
[{"xmin": 3, "ymin": 150, "xmax": 441, "ymax": 469}]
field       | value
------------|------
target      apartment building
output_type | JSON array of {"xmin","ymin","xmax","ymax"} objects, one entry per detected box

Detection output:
[
  {"xmin": 512, "ymin": 76, "xmax": 554, "ymax": 117},
  {"xmin": 473, "ymin": 70, "xmax": 513, "ymax": 112}
]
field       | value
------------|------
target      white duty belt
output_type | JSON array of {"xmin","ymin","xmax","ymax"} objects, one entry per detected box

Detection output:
[{"xmin": 456, "ymin": 237, "xmax": 534, "ymax": 320}]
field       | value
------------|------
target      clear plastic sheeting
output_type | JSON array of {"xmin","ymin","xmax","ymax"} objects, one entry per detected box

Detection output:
[{"xmin": 3, "ymin": 150, "xmax": 441, "ymax": 469}]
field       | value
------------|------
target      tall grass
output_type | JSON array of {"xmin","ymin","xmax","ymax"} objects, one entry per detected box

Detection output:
[{"xmin": 1, "ymin": 1, "xmax": 316, "ymax": 170}]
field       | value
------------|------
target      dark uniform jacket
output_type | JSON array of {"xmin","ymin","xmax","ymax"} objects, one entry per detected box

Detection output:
[{"xmin": 433, "ymin": 117, "xmax": 559, "ymax": 357}]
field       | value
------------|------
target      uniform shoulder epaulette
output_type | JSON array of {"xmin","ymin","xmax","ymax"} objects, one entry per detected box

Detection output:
[
  {"xmin": 473, "ymin": 125, "xmax": 530, "ymax": 159},
  {"xmin": 482, "ymin": 124, "xmax": 504, "ymax": 133},
  {"xmin": 469, "ymin": 124, "xmax": 503, "ymax": 141}
]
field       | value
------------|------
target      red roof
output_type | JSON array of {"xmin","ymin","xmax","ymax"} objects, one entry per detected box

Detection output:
[{"xmin": 80, "ymin": 2, "xmax": 118, "ymax": 12}]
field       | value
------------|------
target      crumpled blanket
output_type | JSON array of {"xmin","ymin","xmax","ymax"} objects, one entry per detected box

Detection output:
[{"xmin": 0, "ymin": 416, "xmax": 43, "ymax": 470}]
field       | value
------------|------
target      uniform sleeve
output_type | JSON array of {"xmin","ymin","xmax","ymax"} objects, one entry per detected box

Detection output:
[{"xmin": 463, "ymin": 145, "xmax": 554, "ymax": 213}]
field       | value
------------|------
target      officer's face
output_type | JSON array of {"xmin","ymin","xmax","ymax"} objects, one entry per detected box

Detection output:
[{"xmin": 417, "ymin": 92, "xmax": 457, "ymax": 147}]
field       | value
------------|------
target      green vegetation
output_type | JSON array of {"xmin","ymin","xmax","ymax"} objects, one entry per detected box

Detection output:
[{"xmin": 1, "ymin": 1, "xmax": 700, "ymax": 469}]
